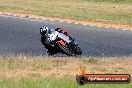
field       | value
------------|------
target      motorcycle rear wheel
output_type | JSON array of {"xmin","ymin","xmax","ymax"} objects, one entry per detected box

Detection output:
[{"xmin": 74, "ymin": 46, "xmax": 82, "ymax": 55}]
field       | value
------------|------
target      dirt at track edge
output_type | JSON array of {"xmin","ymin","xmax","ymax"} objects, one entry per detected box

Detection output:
[{"xmin": 0, "ymin": 11, "xmax": 132, "ymax": 30}]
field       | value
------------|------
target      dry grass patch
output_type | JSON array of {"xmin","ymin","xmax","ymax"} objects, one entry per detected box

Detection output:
[
  {"xmin": 0, "ymin": 0, "xmax": 132, "ymax": 27},
  {"xmin": 0, "ymin": 55, "xmax": 132, "ymax": 79},
  {"xmin": 0, "ymin": 0, "xmax": 132, "ymax": 30}
]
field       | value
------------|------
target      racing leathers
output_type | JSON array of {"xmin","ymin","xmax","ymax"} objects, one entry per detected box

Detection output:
[{"xmin": 41, "ymin": 28, "xmax": 68, "ymax": 50}]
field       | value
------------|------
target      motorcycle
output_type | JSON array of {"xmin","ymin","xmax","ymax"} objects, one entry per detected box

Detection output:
[{"xmin": 41, "ymin": 30, "xmax": 82, "ymax": 56}]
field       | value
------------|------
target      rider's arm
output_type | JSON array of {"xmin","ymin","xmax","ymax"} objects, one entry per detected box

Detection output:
[{"xmin": 55, "ymin": 28, "xmax": 61, "ymax": 31}]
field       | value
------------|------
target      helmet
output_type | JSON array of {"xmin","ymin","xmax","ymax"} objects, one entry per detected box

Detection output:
[{"xmin": 40, "ymin": 26, "xmax": 49, "ymax": 35}]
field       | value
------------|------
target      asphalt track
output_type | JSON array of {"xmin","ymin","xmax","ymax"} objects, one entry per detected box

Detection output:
[{"xmin": 0, "ymin": 15, "xmax": 132, "ymax": 56}]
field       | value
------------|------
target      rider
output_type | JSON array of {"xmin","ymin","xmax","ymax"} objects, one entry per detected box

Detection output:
[{"xmin": 40, "ymin": 26, "xmax": 69, "ymax": 51}]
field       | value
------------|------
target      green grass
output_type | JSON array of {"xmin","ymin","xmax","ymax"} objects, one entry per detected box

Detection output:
[
  {"xmin": 0, "ymin": 0, "xmax": 132, "ymax": 24},
  {"xmin": 0, "ymin": 77, "xmax": 131, "ymax": 88},
  {"xmin": 0, "ymin": 55, "xmax": 132, "ymax": 88}
]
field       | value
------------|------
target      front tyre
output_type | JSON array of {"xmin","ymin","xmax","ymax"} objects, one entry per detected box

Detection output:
[
  {"xmin": 56, "ymin": 42, "xmax": 73, "ymax": 56},
  {"xmin": 47, "ymin": 47, "xmax": 58, "ymax": 56}
]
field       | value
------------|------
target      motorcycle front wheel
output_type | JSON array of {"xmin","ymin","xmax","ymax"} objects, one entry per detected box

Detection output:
[{"xmin": 56, "ymin": 42, "xmax": 73, "ymax": 56}]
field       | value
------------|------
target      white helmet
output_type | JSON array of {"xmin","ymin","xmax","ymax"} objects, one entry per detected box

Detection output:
[{"xmin": 40, "ymin": 26, "xmax": 49, "ymax": 35}]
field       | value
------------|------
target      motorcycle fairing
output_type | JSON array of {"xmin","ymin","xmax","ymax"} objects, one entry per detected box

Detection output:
[
  {"xmin": 46, "ymin": 30, "xmax": 71, "ymax": 45},
  {"xmin": 57, "ymin": 40, "xmax": 65, "ymax": 46},
  {"xmin": 57, "ymin": 33, "xmax": 71, "ymax": 43}
]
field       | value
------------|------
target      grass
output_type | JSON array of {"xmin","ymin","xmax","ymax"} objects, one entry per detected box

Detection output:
[
  {"xmin": 0, "ymin": 77, "xmax": 132, "ymax": 88},
  {"xmin": 0, "ymin": 55, "xmax": 132, "ymax": 88},
  {"xmin": 1, "ymin": 55, "xmax": 132, "ymax": 77},
  {"xmin": 85, "ymin": 0, "xmax": 132, "ymax": 3},
  {"xmin": 0, "ymin": 0, "xmax": 132, "ymax": 24}
]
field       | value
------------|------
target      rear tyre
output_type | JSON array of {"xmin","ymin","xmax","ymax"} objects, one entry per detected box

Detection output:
[{"xmin": 74, "ymin": 46, "xmax": 82, "ymax": 55}]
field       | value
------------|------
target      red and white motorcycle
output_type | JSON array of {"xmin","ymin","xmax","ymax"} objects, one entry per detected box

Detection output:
[{"xmin": 41, "ymin": 29, "xmax": 82, "ymax": 56}]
